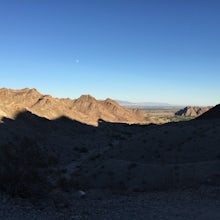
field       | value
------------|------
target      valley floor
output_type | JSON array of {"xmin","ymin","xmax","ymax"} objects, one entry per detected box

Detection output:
[{"xmin": 1, "ymin": 185, "xmax": 220, "ymax": 220}]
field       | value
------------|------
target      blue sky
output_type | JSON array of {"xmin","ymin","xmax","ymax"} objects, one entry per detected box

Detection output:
[{"xmin": 0, "ymin": 0, "xmax": 219, "ymax": 105}]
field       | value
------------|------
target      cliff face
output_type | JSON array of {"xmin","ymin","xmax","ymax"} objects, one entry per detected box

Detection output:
[{"xmin": 0, "ymin": 88, "xmax": 148, "ymax": 125}]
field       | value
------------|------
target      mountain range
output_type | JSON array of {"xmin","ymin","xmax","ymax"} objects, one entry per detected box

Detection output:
[{"xmin": 0, "ymin": 88, "xmax": 150, "ymax": 126}]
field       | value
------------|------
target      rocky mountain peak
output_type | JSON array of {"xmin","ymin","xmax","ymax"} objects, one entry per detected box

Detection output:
[
  {"xmin": 175, "ymin": 106, "xmax": 213, "ymax": 117},
  {"xmin": 76, "ymin": 94, "xmax": 97, "ymax": 102},
  {"xmin": 0, "ymin": 88, "xmax": 149, "ymax": 125}
]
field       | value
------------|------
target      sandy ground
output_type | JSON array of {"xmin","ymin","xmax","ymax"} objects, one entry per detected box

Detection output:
[{"xmin": 1, "ymin": 185, "xmax": 220, "ymax": 220}]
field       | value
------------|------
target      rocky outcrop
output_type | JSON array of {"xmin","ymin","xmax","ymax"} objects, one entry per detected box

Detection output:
[{"xmin": 175, "ymin": 106, "xmax": 212, "ymax": 117}]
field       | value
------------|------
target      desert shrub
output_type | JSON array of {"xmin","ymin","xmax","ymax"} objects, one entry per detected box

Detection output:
[
  {"xmin": 92, "ymin": 173, "xmax": 97, "ymax": 179},
  {"xmin": 112, "ymin": 134, "xmax": 127, "ymax": 140},
  {"xmin": 89, "ymin": 153, "xmax": 101, "ymax": 161},
  {"xmin": 74, "ymin": 146, "xmax": 89, "ymax": 153},
  {"xmin": 79, "ymin": 147, "xmax": 88, "ymax": 153},
  {"xmin": 117, "ymin": 181, "xmax": 127, "ymax": 190},
  {"xmin": 0, "ymin": 138, "xmax": 51, "ymax": 198},
  {"xmin": 56, "ymin": 176, "xmax": 70, "ymax": 191},
  {"xmin": 107, "ymin": 171, "xmax": 114, "ymax": 176},
  {"xmin": 128, "ymin": 162, "xmax": 137, "ymax": 170},
  {"xmin": 48, "ymin": 154, "xmax": 59, "ymax": 165}
]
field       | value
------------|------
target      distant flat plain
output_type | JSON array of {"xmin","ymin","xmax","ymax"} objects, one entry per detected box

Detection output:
[{"xmin": 142, "ymin": 107, "xmax": 196, "ymax": 123}]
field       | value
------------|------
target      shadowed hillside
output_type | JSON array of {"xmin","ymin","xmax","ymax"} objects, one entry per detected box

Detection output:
[
  {"xmin": 196, "ymin": 104, "xmax": 220, "ymax": 120},
  {"xmin": 0, "ymin": 105, "xmax": 220, "ymax": 199},
  {"xmin": 74, "ymin": 117, "xmax": 220, "ymax": 191}
]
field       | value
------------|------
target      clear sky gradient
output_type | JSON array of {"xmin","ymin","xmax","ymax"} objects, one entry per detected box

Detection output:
[{"xmin": 0, "ymin": 0, "xmax": 219, "ymax": 105}]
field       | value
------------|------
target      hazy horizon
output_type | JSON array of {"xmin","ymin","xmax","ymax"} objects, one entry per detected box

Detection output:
[{"xmin": 0, "ymin": 0, "xmax": 219, "ymax": 106}]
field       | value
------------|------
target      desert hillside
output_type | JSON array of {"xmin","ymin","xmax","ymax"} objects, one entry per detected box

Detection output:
[
  {"xmin": 0, "ymin": 91, "xmax": 220, "ymax": 219},
  {"xmin": 74, "ymin": 114, "xmax": 220, "ymax": 191},
  {"xmin": 175, "ymin": 106, "xmax": 212, "ymax": 117},
  {"xmin": 0, "ymin": 103, "xmax": 219, "ymax": 193},
  {"xmin": 0, "ymin": 88, "xmax": 150, "ymax": 125}
]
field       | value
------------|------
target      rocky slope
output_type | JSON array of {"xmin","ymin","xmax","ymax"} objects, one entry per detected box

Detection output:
[
  {"xmin": 0, "ymin": 104, "xmax": 220, "ymax": 195},
  {"xmin": 0, "ymin": 88, "xmax": 149, "ymax": 125},
  {"xmin": 1, "ymin": 185, "xmax": 220, "ymax": 220},
  {"xmin": 175, "ymin": 106, "xmax": 213, "ymax": 117},
  {"xmin": 1, "ymin": 87, "xmax": 220, "ymax": 219},
  {"xmin": 197, "ymin": 104, "xmax": 220, "ymax": 120},
  {"xmin": 74, "ymin": 117, "xmax": 220, "ymax": 191}
]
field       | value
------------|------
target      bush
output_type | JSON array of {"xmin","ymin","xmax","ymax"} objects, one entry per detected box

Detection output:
[{"xmin": 0, "ymin": 138, "xmax": 51, "ymax": 198}]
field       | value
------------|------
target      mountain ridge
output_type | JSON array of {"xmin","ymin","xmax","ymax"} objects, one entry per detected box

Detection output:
[
  {"xmin": 175, "ymin": 106, "xmax": 213, "ymax": 117},
  {"xmin": 0, "ymin": 88, "xmax": 149, "ymax": 125}
]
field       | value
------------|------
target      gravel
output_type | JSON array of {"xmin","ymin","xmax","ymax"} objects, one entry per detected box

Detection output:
[{"xmin": 1, "ymin": 185, "xmax": 220, "ymax": 220}]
